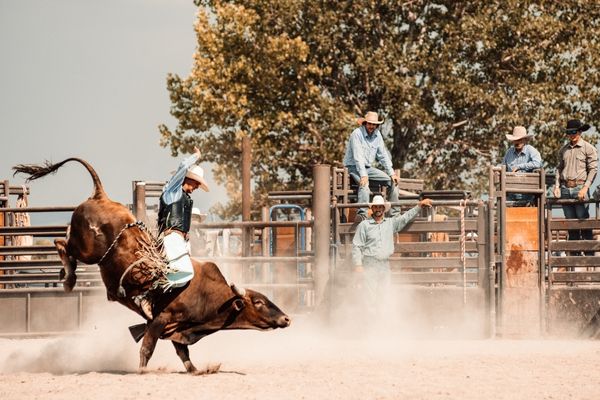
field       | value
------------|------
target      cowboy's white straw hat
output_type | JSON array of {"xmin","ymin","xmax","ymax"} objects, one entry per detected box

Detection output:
[
  {"xmin": 186, "ymin": 165, "xmax": 210, "ymax": 192},
  {"xmin": 505, "ymin": 126, "xmax": 533, "ymax": 141},
  {"xmin": 369, "ymin": 195, "xmax": 390, "ymax": 212},
  {"xmin": 357, "ymin": 111, "xmax": 384, "ymax": 126}
]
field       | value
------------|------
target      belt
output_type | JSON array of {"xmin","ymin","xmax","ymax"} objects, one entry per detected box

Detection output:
[
  {"xmin": 561, "ymin": 179, "xmax": 586, "ymax": 188},
  {"xmin": 163, "ymin": 229, "xmax": 188, "ymax": 240}
]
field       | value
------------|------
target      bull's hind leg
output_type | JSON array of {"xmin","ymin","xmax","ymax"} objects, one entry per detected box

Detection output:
[
  {"xmin": 172, "ymin": 342, "xmax": 197, "ymax": 373},
  {"xmin": 55, "ymin": 239, "xmax": 77, "ymax": 292}
]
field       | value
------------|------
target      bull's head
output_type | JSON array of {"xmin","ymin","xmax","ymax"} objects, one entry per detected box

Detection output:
[{"xmin": 229, "ymin": 284, "xmax": 291, "ymax": 330}]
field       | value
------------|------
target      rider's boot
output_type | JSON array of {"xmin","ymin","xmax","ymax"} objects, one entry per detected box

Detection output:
[{"xmin": 133, "ymin": 293, "xmax": 154, "ymax": 320}]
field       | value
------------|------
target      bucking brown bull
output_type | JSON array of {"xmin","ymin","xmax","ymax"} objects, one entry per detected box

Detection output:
[{"xmin": 13, "ymin": 158, "xmax": 290, "ymax": 373}]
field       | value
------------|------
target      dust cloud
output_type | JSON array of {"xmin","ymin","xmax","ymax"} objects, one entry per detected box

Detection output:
[{"xmin": 1, "ymin": 261, "xmax": 599, "ymax": 400}]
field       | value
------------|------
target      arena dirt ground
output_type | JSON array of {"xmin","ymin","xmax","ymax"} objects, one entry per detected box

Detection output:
[{"xmin": 1, "ymin": 306, "xmax": 599, "ymax": 400}]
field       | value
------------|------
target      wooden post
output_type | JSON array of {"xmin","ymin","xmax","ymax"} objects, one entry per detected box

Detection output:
[
  {"xmin": 242, "ymin": 136, "xmax": 252, "ymax": 256},
  {"xmin": 133, "ymin": 181, "xmax": 147, "ymax": 224},
  {"xmin": 313, "ymin": 164, "xmax": 331, "ymax": 306}
]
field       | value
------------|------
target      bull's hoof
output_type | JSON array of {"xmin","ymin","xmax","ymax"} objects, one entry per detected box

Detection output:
[
  {"xmin": 63, "ymin": 274, "xmax": 77, "ymax": 292},
  {"xmin": 191, "ymin": 363, "xmax": 221, "ymax": 375}
]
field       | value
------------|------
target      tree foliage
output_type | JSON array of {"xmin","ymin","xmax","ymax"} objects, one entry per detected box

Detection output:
[{"xmin": 161, "ymin": 1, "xmax": 600, "ymax": 218}]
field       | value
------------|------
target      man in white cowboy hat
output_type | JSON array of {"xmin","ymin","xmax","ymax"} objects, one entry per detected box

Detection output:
[
  {"xmin": 554, "ymin": 119, "xmax": 597, "ymax": 253},
  {"xmin": 135, "ymin": 146, "xmax": 210, "ymax": 319},
  {"xmin": 343, "ymin": 111, "xmax": 401, "ymax": 223},
  {"xmin": 502, "ymin": 125, "xmax": 542, "ymax": 205},
  {"xmin": 352, "ymin": 195, "xmax": 432, "ymax": 306}
]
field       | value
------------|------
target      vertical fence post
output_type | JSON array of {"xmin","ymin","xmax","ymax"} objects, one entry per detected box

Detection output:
[
  {"xmin": 242, "ymin": 136, "xmax": 252, "ymax": 256},
  {"xmin": 133, "ymin": 181, "xmax": 147, "ymax": 224},
  {"xmin": 487, "ymin": 167, "xmax": 497, "ymax": 338},
  {"xmin": 312, "ymin": 164, "xmax": 330, "ymax": 306}
]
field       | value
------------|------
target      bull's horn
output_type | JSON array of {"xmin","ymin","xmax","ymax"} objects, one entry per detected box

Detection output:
[{"xmin": 230, "ymin": 283, "xmax": 246, "ymax": 297}]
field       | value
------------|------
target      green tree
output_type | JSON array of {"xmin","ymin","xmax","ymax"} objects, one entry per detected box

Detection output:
[{"xmin": 161, "ymin": 1, "xmax": 600, "ymax": 217}]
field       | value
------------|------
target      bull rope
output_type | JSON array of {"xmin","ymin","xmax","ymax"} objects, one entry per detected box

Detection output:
[{"xmin": 97, "ymin": 221, "xmax": 146, "ymax": 265}]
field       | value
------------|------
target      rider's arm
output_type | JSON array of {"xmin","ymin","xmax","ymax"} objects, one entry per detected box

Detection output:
[{"xmin": 162, "ymin": 153, "xmax": 200, "ymax": 204}]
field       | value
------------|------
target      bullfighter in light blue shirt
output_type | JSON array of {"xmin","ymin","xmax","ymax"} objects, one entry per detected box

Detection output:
[{"xmin": 352, "ymin": 195, "xmax": 432, "ymax": 306}]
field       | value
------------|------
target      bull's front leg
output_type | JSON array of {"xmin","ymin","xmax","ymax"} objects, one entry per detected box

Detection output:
[
  {"xmin": 138, "ymin": 317, "xmax": 167, "ymax": 373},
  {"xmin": 172, "ymin": 342, "xmax": 197, "ymax": 373},
  {"xmin": 54, "ymin": 239, "xmax": 78, "ymax": 292}
]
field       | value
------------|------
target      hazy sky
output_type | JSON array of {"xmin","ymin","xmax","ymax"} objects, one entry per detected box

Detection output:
[{"xmin": 0, "ymin": 0, "xmax": 226, "ymax": 217}]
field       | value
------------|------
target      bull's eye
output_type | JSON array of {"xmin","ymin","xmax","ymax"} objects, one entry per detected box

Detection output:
[{"xmin": 253, "ymin": 298, "xmax": 265, "ymax": 307}]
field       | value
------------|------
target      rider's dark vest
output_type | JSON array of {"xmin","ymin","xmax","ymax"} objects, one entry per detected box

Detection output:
[{"xmin": 158, "ymin": 190, "xmax": 193, "ymax": 235}]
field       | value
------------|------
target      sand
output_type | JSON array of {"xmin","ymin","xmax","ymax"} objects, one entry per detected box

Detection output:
[{"xmin": 1, "ymin": 311, "xmax": 599, "ymax": 400}]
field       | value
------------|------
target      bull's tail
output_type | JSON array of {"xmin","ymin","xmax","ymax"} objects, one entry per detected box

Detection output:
[
  {"xmin": 129, "ymin": 323, "xmax": 148, "ymax": 343},
  {"xmin": 13, "ymin": 157, "xmax": 106, "ymax": 199}
]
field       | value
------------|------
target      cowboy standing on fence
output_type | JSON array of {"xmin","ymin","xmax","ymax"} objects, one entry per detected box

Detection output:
[
  {"xmin": 553, "ymin": 119, "xmax": 597, "ymax": 255},
  {"xmin": 352, "ymin": 195, "xmax": 432, "ymax": 306},
  {"xmin": 135, "ymin": 147, "xmax": 209, "ymax": 318},
  {"xmin": 502, "ymin": 125, "xmax": 543, "ymax": 205},
  {"xmin": 343, "ymin": 111, "xmax": 401, "ymax": 224}
]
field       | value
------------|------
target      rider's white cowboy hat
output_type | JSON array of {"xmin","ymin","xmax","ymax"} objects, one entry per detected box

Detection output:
[
  {"xmin": 369, "ymin": 195, "xmax": 390, "ymax": 212},
  {"xmin": 357, "ymin": 111, "xmax": 384, "ymax": 126},
  {"xmin": 505, "ymin": 126, "xmax": 533, "ymax": 141},
  {"xmin": 186, "ymin": 165, "xmax": 210, "ymax": 192}
]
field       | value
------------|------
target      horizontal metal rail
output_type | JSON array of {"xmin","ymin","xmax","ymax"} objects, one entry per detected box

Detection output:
[
  {"xmin": 0, "ymin": 245, "xmax": 57, "ymax": 256},
  {"xmin": 195, "ymin": 256, "xmax": 313, "ymax": 263},
  {"xmin": 237, "ymin": 282, "xmax": 314, "ymax": 289},
  {"xmin": 0, "ymin": 259, "xmax": 64, "ymax": 268},
  {"xmin": 267, "ymin": 195, "xmax": 312, "ymax": 201},
  {"xmin": 548, "ymin": 199, "xmax": 599, "ymax": 206},
  {"xmin": 0, "ymin": 206, "xmax": 75, "ymax": 213},
  {"xmin": 196, "ymin": 220, "xmax": 312, "ymax": 229},
  {"xmin": 0, "ymin": 286, "xmax": 104, "ymax": 294},
  {"xmin": 548, "ymin": 256, "xmax": 600, "ymax": 267},
  {"xmin": 391, "ymin": 271, "xmax": 479, "ymax": 284},
  {"xmin": 395, "ymin": 241, "xmax": 479, "ymax": 253},
  {"xmin": 337, "ymin": 219, "xmax": 479, "ymax": 233},
  {"xmin": 550, "ymin": 272, "xmax": 600, "ymax": 282},
  {"xmin": 548, "ymin": 220, "xmax": 600, "ymax": 230},
  {"xmin": 335, "ymin": 200, "xmax": 481, "ymax": 208},
  {"xmin": 549, "ymin": 240, "xmax": 600, "ymax": 252},
  {"xmin": 0, "ymin": 272, "xmax": 100, "ymax": 281},
  {"xmin": 0, "ymin": 225, "xmax": 67, "ymax": 236},
  {"xmin": 388, "ymin": 257, "xmax": 479, "ymax": 269}
]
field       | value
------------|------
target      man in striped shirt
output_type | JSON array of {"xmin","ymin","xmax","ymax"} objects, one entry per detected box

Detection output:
[
  {"xmin": 553, "ymin": 119, "xmax": 598, "ymax": 251},
  {"xmin": 502, "ymin": 126, "xmax": 542, "ymax": 205}
]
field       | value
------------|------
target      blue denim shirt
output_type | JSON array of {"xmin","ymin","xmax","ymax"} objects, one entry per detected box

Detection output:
[
  {"xmin": 352, "ymin": 205, "xmax": 420, "ymax": 266},
  {"xmin": 161, "ymin": 153, "xmax": 199, "ymax": 205},
  {"xmin": 343, "ymin": 125, "xmax": 394, "ymax": 178},
  {"xmin": 502, "ymin": 144, "xmax": 542, "ymax": 172}
]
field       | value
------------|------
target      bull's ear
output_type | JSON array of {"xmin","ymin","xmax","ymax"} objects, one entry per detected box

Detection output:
[{"xmin": 233, "ymin": 298, "xmax": 245, "ymax": 311}]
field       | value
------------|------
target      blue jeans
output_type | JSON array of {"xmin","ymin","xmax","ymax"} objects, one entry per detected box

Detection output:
[
  {"xmin": 347, "ymin": 165, "xmax": 400, "ymax": 217},
  {"xmin": 560, "ymin": 185, "xmax": 593, "ymax": 251},
  {"xmin": 506, "ymin": 193, "xmax": 535, "ymax": 206}
]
